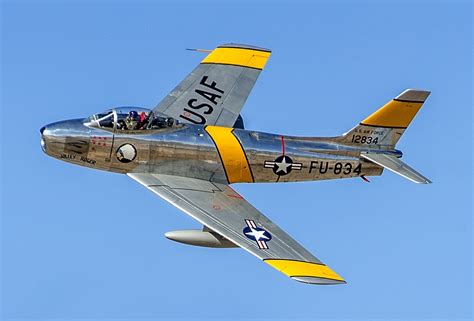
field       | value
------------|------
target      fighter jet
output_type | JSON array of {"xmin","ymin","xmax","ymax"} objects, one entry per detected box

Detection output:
[{"xmin": 41, "ymin": 43, "xmax": 431, "ymax": 285}]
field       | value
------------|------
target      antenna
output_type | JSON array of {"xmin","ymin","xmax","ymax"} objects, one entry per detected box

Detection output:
[{"xmin": 185, "ymin": 48, "xmax": 212, "ymax": 53}]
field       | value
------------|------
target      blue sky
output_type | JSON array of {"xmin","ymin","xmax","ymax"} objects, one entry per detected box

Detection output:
[{"xmin": 1, "ymin": 1, "xmax": 472, "ymax": 320}]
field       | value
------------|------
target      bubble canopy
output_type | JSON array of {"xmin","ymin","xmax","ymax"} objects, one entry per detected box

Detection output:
[{"xmin": 85, "ymin": 107, "xmax": 179, "ymax": 131}]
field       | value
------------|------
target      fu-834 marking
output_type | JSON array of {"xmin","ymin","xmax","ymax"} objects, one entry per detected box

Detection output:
[
  {"xmin": 309, "ymin": 161, "xmax": 362, "ymax": 175},
  {"xmin": 263, "ymin": 156, "xmax": 363, "ymax": 176}
]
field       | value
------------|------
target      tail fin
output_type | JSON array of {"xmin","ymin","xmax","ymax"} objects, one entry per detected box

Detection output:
[{"xmin": 338, "ymin": 89, "xmax": 430, "ymax": 148}]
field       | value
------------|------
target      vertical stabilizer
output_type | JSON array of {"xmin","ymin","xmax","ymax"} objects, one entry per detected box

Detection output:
[{"xmin": 337, "ymin": 89, "xmax": 430, "ymax": 148}]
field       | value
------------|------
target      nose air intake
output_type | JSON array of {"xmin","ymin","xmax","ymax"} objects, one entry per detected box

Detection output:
[{"xmin": 40, "ymin": 126, "xmax": 46, "ymax": 152}]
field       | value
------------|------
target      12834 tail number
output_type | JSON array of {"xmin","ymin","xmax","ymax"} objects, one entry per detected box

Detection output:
[{"xmin": 351, "ymin": 135, "xmax": 378, "ymax": 144}]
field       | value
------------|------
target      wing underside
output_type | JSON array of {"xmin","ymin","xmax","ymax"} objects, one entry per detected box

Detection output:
[
  {"xmin": 128, "ymin": 173, "xmax": 345, "ymax": 285},
  {"xmin": 153, "ymin": 43, "xmax": 271, "ymax": 127}
]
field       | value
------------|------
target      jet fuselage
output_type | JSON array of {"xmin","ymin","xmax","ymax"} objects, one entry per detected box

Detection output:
[{"xmin": 41, "ymin": 116, "xmax": 390, "ymax": 184}]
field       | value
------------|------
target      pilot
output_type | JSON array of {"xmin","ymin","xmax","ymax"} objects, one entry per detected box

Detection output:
[
  {"xmin": 139, "ymin": 111, "xmax": 148, "ymax": 129},
  {"xmin": 124, "ymin": 111, "xmax": 140, "ymax": 130}
]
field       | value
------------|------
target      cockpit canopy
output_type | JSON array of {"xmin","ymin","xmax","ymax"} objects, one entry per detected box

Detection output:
[{"xmin": 85, "ymin": 107, "xmax": 180, "ymax": 132}]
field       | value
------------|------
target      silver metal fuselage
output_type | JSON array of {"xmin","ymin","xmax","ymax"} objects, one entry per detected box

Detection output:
[{"xmin": 41, "ymin": 117, "xmax": 392, "ymax": 184}]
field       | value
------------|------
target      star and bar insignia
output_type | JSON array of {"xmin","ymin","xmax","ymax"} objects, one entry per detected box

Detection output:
[
  {"xmin": 243, "ymin": 219, "xmax": 272, "ymax": 249},
  {"xmin": 264, "ymin": 155, "xmax": 302, "ymax": 176}
]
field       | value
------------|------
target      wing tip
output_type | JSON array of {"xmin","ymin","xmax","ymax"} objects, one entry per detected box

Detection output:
[
  {"xmin": 416, "ymin": 177, "xmax": 433, "ymax": 184},
  {"xmin": 292, "ymin": 276, "xmax": 347, "ymax": 285},
  {"xmin": 218, "ymin": 43, "xmax": 271, "ymax": 53},
  {"xmin": 395, "ymin": 89, "xmax": 431, "ymax": 103},
  {"xmin": 201, "ymin": 43, "xmax": 271, "ymax": 70},
  {"xmin": 264, "ymin": 259, "xmax": 346, "ymax": 285}
]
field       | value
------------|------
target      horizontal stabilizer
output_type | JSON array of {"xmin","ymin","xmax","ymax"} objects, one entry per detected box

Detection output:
[{"xmin": 360, "ymin": 153, "xmax": 432, "ymax": 184}]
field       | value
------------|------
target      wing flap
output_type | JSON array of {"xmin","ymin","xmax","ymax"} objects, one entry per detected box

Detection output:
[{"xmin": 128, "ymin": 173, "xmax": 345, "ymax": 285}]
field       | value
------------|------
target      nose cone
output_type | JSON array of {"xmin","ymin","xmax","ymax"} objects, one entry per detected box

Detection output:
[
  {"xmin": 40, "ymin": 130, "xmax": 46, "ymax": 152},
  {"xmin": 40, "ymin": 125, "xmax": 52, "ymax": 153},
  {"xmin": 40, "ymin": 119, "xmax": 90, "ymax": 159}
]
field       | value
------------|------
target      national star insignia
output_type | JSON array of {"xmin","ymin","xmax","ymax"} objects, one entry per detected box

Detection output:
[
  {"xmin": 245, "ymin": 227, "xmax": 270, "ymax": 241},
  {"xmin": 264, "ymin": 155, "xmax": 303, "ymax": 176},
  {"xmin": 275, "ymin": 156, "xmax": 292, "ymax": 174}
]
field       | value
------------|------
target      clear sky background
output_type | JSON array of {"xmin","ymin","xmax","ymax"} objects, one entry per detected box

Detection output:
[{"xmin": 1, "ymin": 1, "xmax": 472, "ymax": 320}]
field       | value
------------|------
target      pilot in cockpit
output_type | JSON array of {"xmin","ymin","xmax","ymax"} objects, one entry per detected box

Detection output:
[
  {"xmin": 115, "ymin": 110, "xmax": 176, "ymax": 131},
  {"xmin": 122, "ymin": 111, "xmax": 140, "ymax": 130}
]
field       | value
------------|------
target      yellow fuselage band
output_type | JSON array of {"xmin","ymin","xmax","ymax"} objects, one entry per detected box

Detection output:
[{"xmin": 205, "ymin": 126, "xmax": 254, "ymax": 184}]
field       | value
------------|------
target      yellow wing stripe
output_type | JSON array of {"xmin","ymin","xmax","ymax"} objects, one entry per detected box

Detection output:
[
  {"xmin": 205, "ymin": 126, "xmax": 254, "ymax": 184},
  {"xmin": 201, "ymin": 47, "xmax": 271, "ymax": 70},
  {"xmin": 361, "ymin": 100, "xmax": 424, "ymax": 128},
  {"xmin": 265, "ymin": 259, "xmax": 345, "ymax": 282}
]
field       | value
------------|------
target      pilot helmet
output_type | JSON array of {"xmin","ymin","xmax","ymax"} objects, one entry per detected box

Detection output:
[{"xmin": 129, "ymin": 111, "xmax": 138, "ymax": 119}]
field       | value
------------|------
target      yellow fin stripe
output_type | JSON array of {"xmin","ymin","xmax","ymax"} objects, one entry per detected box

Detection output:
[
  {"xmin": 361, "ymin": 100, "xmax": 424, "ymax": 128},
  {"xmin": 201, "ymin": 47, "xmax": 271, "ymax": 70},
  {"xmin": 265, "ymin": 259, "xmax": 345, "ymax": 282},
  {"xmin": 205, "ymin": 126, "xmax": 254, "ymax": 184}
]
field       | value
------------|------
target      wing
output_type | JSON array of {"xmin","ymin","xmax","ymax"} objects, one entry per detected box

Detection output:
[
  {"xmin": 128, "ymin": 173, "xmax": 346, "ymax": 285},
  {"xmin": 153, "ymin": 43, "xmax": 271, "ymax": 127}
]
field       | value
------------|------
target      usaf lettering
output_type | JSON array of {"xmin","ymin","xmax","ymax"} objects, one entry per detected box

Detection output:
[{"xmin": 180, "ymin": 76, "xmax": 225, "ymax": 124}]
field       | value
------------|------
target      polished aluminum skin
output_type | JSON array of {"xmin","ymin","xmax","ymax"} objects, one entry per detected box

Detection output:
[
  {"xmin": 41, "ymin": 108, "xmax": 386, "ymax": 184},
  {"xmin": 40, "ymin": 43, "xmax": 431, "ymax": 285}
]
